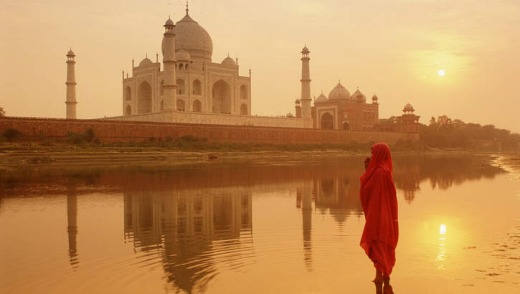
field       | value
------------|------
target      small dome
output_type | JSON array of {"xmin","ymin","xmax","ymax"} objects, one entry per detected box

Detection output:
[
  {"xmin": 221, "ymin": 56, "xmax": 236, "ymax": 67},
  {"xmin": 164, "ymin": 18, "xmax": 174, "ymax": 27},
  {"xmin": 286, "ymin": 112, "xmax": 294, "ymax": 118},
  {"xmin": 403, "ymin": 103, "xmax": 415, "ymax": 112},
  {"xmin": 351, "ymin": 89, "xmax": 366, "ymax": 103},
  {"xmin": 301, "ymin": 46, "xmax": 310, "ymax": 54},
  {"xmin": 175, "ymin": 50, "xmax": 191, "ymax": 61},
  {"xmin": 328, "ymin": 83, "xmax": 350, "ymax": 100},
  {"xmin": 295, "ymin": 99, "xmax": 301, "ymax": 105},
  {"xmin": 372, "ymin": 94, "xmax": 378, "ymax": 101},
  {"xmin": 67, "ymin": 49, "xmax": 75, "ymax": 57},
  {"xmin": 315, "ymin": 93, "xmax": 328, "ymax": 103},
  {"xmin": 139, "ymin": 57, "xmax": 153, "ymax": 67}
]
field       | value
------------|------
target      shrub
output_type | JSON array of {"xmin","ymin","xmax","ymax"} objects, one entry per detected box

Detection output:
[{"xmin": 2, "ymin": 128, "xmax": 21, "ymax": 141}]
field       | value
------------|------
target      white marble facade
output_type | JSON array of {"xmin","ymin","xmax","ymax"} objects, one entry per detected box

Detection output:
[{"xmin": 122, "ymin": 9, "xmax": 251, "ymax": 118}]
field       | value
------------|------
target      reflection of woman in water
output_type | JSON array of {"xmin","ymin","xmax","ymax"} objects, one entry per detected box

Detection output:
[{"xmin": 360, "ymin": 143, "xmax": 399, "ymax": 286}]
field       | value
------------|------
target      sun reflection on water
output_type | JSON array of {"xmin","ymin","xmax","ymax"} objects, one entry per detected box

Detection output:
[{"xmin": 436, "ymin": 224, "xmax": 447, "ymax": 269}]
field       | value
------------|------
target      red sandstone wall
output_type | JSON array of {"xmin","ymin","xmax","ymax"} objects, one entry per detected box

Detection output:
[{"xmin": 0, "ymin": 117, "xmax": 419, "ymax": 144}]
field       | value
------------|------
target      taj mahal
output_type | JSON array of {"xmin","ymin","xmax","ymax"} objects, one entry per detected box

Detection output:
[{"xmin": 64, "ymin": 5, "xmax": 419, "ymax": 133}]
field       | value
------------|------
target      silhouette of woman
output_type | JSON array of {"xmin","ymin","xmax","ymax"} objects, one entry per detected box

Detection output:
[{"xmin": 360, "ymin": 142, "xmax": 399, "ymax": 286}]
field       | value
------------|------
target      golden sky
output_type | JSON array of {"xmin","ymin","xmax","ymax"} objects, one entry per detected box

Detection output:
[{"xmin": 1, "ymin": 0, "xmax": 519, "ymax": 133}]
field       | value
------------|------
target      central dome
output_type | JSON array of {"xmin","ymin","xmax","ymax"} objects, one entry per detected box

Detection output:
[
  {"xmin": 328, "ymin": 83, "xmax": 351, "ymax": 100},
  {"xmin": 175, "ymin": 14, "xmax": 213, "ymax": 62}
]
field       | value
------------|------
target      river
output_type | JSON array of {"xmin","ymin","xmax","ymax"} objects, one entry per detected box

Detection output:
[{"xmin": 0, "ymin": 154, "xmax": 519, "ymax": 293}]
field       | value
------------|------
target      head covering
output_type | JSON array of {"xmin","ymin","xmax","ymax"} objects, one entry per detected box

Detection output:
[
  {"xmin": 361, "ymin": 142, "xmax": 393, "ymax": 185},
  {"xmin": 359, "ymin": 142, "xmax": 398, "ymax": 277}
]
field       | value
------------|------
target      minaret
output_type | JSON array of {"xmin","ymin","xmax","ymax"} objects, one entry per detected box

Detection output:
[
  {"xmin": 300, "ymin": 46, "xmax": 312, "ymax": 120},
  {"xmin": 65, "ymin": 49, "xmax": 77, "ymax": 119},
  {"xmin": 161, "ymin": 17, "xmax": 177, "ymax": 111}
]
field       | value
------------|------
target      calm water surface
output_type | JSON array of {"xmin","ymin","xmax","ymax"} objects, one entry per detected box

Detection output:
[{"xmin": 1, "ymin": 154, "xmax": 519, "ymax": 294}]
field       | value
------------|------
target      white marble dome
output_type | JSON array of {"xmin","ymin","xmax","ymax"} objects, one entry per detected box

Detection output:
[
  {"xmin": 139, "ymin": 57, "xmax": 153, "ymax": 67},
  {"xmin": 221, "ymin": 56, "xmax": 236, "ymax": 67},
  {"xmin": 328, "ymin": 83, "xmax": 350, "ymax": 100},
  {"xmin": 175, "ymin": 14, "xmax": 213, "ymax": 62}
]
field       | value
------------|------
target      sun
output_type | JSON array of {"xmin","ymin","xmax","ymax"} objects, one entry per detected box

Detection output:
[{"xmin": 437, "ymin": 69, "xmax": 446, "ymax": 77}]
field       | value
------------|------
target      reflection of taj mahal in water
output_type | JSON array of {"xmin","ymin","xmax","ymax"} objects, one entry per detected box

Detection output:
[
  {"xmin": 63, "ymin": 4, "xmax": 420, "ymax": 133},
  {"xmin": 33, "ymin": 155, "xmax": 504, "ymax": 292}
]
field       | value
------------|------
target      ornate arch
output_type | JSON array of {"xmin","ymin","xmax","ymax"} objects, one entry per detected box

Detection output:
[
  {"xmin": 240, "ymin": 103, "xmax": 248, "ymax": 115},
  {"xmin": 240, "ymin": 85, "xmax": 248, "ymax": 100},
  {"xmin": 177, "ymin": 79, "xmax": 186, "ymax": 95},
  {"xmin": 137, "ymin": 81, "xmax": 152, "ymax": 114},
  {"xmin": 125, "ymin": 86, "xmax": 132, "ymax": 101},
  {"xmin": 320, "ymin": 113, "xmax": 334, "ymax": 130},
  {"xmin": 192, "ymin": 79, "xmax": 202, "ymax": 95},
  {"xmin": 212, "ymin": 80, "xmax": 231, "ymax": 114},
  {"xmin": 193, "ymin": 100, "xmax": 202, "ymax": 112}
]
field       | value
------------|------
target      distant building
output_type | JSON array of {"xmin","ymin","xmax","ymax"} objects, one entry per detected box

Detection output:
[
  {"xmin": 303, "ymin": 84, "xmax": 379, "ymax": 131},
  {"xmin": 375, "ymin": 103, "xmax": 421, "ymax": 133}
]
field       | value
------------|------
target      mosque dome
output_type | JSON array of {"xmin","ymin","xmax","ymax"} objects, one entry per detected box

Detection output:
[
  {"xmin": 301, "ymin": 46, "xmax": 310, "ymax": 54},
  {"xmin": 139, "ymin": 57, "xmax": 153, "ymax": 67},
  {"xmin": 328, "ymin": 83, "xmax": 350, "ymax": 100},
  {"xmin": 67, "ymin": 49, "xmax": 75, "ymax": 57},
  {"xmin": 351, "ymin": 89, "xmax": 366, "ymax": 103},
  {"xmin": 175, "ymin": 50, "xmax": 191, "ymax": 61},
  {"xmin": 221, "ymin": 56, "xmax": 236, "ymax": 67},
  {"xmin": 175, "ymin": 14, "xmax": 213, "ymax": 62},
  {"xmin": 403, "ymin": 103, "xmax": 415, "ymax": 112},
  {"xmin": 295, "ymin": 99, "xmax": 301, "ymax": 105},
  {"xmin": 315, "ymin": 93, "xmax": 328, "ymax": 103}
]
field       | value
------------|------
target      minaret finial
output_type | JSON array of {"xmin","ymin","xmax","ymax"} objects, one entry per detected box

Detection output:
[{"xmin": 186, "ymin": 1, "xmax": 189, "ymax": 15}]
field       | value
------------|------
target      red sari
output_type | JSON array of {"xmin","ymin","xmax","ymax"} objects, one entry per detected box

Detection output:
[{"xmin": 360, "ymin": 143, "xmax": 399, "ymax": 277}]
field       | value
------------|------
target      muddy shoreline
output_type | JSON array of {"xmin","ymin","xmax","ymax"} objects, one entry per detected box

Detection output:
[{"xmin": 1, "ymin": 143, "xmax": 518, "ymax": 173}]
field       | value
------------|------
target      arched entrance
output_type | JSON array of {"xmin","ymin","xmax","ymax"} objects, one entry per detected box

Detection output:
[
  {"xmin": 240, "ymin": 85, "xmax": 248, "ymax": 100},
  {"xmin": 321, "ymin": 113, "xmax": 334, "ymax": 129},
  {"xmin": 125, "ymin": 86, "xmax": 131, "ymax": 101},
  {"xmin": 240, "ymin": 103, "xmax": 248, "ymax": 115},
  {"xmin": 177, "ymin": 99, "xmax": 185, "ymax": 111},
  {"xmin": 342, "ymin": 122, "xmax": 350, "ymax": 130},
  {"xmin": 212, "ymin": 80, "xmax": 231, "ymax": 114},
  {"xmin": 192, "ymin": 80, "xmax": 202, "ymax": 95},
  {"xmin": 137, "ymin": 81, "xmax": 152, "ymax": 114},
  {"xmin": 176, "ymin": 79, "xmax": 185, "ymax": 95},
  {"xmin": 193, "ymin": 100, "xmax": 202, "ymax": 112}
]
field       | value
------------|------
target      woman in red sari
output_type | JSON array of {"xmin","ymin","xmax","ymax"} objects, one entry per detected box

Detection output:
[{"xmin": 360, "ymin": 142, "xmax": 399, "ymax": 285}]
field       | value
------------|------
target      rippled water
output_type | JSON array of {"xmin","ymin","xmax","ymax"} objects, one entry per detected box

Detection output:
[{"xmin": 0, "ymin": 154, "xmax": 519, "ymax": 293}]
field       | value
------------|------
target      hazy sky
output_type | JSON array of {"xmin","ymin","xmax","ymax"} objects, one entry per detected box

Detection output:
[{"xmin": 1, "ymin": 0, "xmax": 519, "ymax": 133}]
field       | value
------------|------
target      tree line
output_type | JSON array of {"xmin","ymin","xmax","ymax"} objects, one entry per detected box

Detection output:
[{"xmin": 420, "ymin": 115, "xmax": 520, "ymax": 151}]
